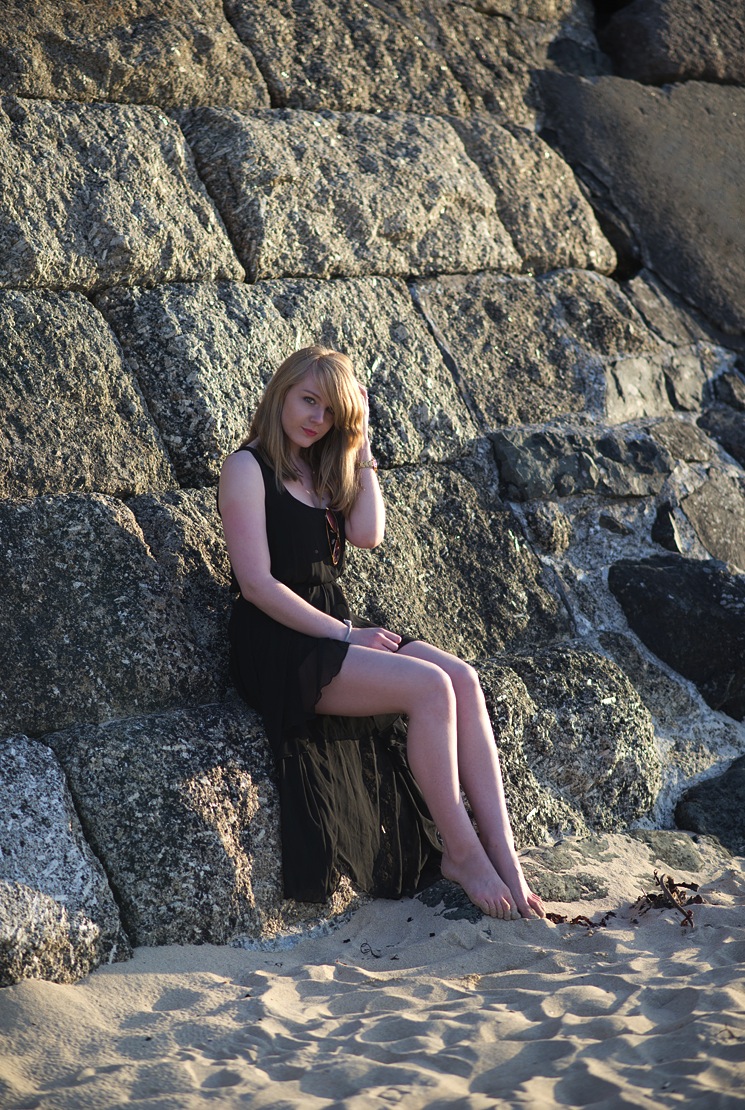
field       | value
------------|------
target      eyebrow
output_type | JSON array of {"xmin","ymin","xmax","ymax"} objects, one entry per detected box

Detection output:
[{"xmin": 303, "ymin": 387, "xmax": 332, "ymax": 405}]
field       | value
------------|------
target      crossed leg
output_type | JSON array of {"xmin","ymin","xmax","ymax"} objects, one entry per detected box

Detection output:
[{"xmin": 314, "ymin": 639, "xmax": 545, "ymax": 920}]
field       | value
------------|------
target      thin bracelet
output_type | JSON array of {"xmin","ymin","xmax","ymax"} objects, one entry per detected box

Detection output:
[
  {"xmin": 358, "ymin": 457, "xmax": 378, "ymax": 471},
  {"xmin": 342, "ymin": 619, "xmax": 353, "ymax": 641}
]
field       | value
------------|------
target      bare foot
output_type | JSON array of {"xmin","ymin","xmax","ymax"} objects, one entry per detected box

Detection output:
[
  {"xmin": 483, "ymin": 843, "xmax": 546, "ymax": 919},
  {"xmin": 441, "ymin": 846, "xmax": 519, "ymax": 920}
]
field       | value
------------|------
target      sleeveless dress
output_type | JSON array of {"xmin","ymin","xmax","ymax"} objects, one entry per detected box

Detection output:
[{"xmin": 226, "ymin": 446, "xmax": 442, "ymax": 903}]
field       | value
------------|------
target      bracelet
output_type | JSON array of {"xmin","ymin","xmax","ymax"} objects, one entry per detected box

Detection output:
[
  {"xmin": 358, "ymin": 457, "xmax": 378, "ymax": 472},
  {"xmin": 342, "ymin": 618, "xmax": 353, "ymax": 641}
]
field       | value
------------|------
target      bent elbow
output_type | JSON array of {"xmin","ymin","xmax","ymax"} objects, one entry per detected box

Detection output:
[{"xmin": 348, "ymin": 528, "xmax": 385, "ymax": 550}]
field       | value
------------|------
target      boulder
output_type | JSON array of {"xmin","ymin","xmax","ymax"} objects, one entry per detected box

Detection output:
[
  {"xmin": 675, "ymin": 755, "xmax": 745, "ymax": 856},
  {"xmin": 343, "ymin": 452, "xmax": 572, "ymax": 660},
  {"xmin": 97, "ymin": 277, "xmax": 477, "ymax": 484},
  {"xmin": 0, "ymin": 0, "xmax": 269, "ymax": 108},
  {"xmin": 177, "ymin": 107, "xmax": 519, "ymax": 282},
  {"xmin": 541, "ymin": 75, "xmax": 745, "ymax": 335},
  {"xmin": 413, "ymin": 269, "xmax": 667, "ymax": 431},
  {"xmin": 0, "ymin": 289, "xmax": 175, "ymax": 500},
  {"xmin": 647, "ymin": 417, "xmax": 717, "ymax": 466},
  {"xmin": 450, "ymin": 115, "xmax": 616, "ymax": 275},
  {"xmin": 0, "ymin": 494, "xmax": 225, "ymax": 737},
  {"xmin": 599, "ymin": 0, "xmax": 745, "ymax": 86},
  {"xmin": 713, "ymin": 370, "xmax": 745, "ymax": 412},
  {"xmin": 0, "ymin": 96, "xmax": 243, "ymax": 292},
  {"xmin": 499, "ymin": 646, "xmax": 662, "ymax": 829},
  {"xmin": 680, "ymin": 474, "xmax": 745, "ymax": 573},
  {"xmin": 0, "ymin": 735, "xmax": 129, "ymax": 985},
  {"xmin": 608, "ymin": 554, "xmax": 745, "ymax": 720},
  {"xmin": 46, "ymin": 703, "xmax": 360, "ymax": 946},
  {"xmin": 223, "ymin": 0, "xmax": 468, "ymax": 115},
  {"xmin": 698, "ymin": 405, "xmax": 745, "ymax": 468},
  {"xmin": 492, "ymin": 421, "xmax": 673, "ymax": 502}
]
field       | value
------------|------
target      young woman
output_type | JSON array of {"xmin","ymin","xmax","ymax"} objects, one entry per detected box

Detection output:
[{"xmin": 219, "ymin": 346, "xmax": 545, "ymax": 920}]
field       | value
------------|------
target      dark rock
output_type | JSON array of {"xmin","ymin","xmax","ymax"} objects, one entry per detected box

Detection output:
[
  {"xmin": 343, "ymin": 456, "xmax": 572, "ymax": 660},
  {"xmin": 0, "ymin": 494, "xmax": 225, "ymax": 737},
  {"xmin": 647, "ymin": 417, "xmax": 716, "ymax": 465},
  {"xmin": 698, "ymin": 405, "xmax": 745, "ymax": 468},
  {"xmin": 524, "ymin": 502, "xmax": 573, "ymax": 555},
  {"xmin": 98, "ymin": 277, "xmax": 476, "ymax": 484},
  {"xmin": 0, "ymin": 735, "xmax": 129, "ymax": 985},
  {"xmin": 0, "ymin": 96, "xmax": 243, "ymax": 291},
  {"xmin": 46, "ymin": 703, "xmax": 360, "ymax": 946},
  {"xmin": 449, "ymin": 115, "xmax": 616, "ymax": 274},
  {"xmin": 492, "ymin": 422, "xmax": 673, "ymax": 502},
  {"xmin": 651, "ymin": 502, "xmax": 683, "ymax": 553},
  {"xmin": 681, "ymin": 475, "xmax": 745, "ymax": 573},
  {"xmin": 177, "ymin": 107, "xmax": 519, "ymax": 282},
  {"xmin": 223, "ymin": 0, "xmax": 468, "ymax": 115},
  {"xmin": 0, "ymin": 0, "xmax": 269, "ymax": 108},
  {"xmin": 413, "ymin": 269, "xmax": 668, "ymax": 432},
  {"xmin": 623, "ymin": 269, "xmax": 720, "ymax": 347},
  {"xmin": 608, "ymin": 554, "xmax": 745, "ymax": 719},
  {"xmin": 713, "ymin": 370, "xmax": 745, "ymax": 412},
  {"xmin": 675, "ymin": 755, "xmax": 745, "ymax": 856},
  {"xmin": 599, "ymin": 0, "xmax": 745, "ymax": 86},
  {"xmin": 627, "ymin": 829, "xmax": 707, "ymax": 872},
  {"xmin": 0, "ymin": 289, "xmax": 176, "ymax": 500},
  {"xmin": 541, "ymin": 75, "xmax": 745, "ymax": 335}
]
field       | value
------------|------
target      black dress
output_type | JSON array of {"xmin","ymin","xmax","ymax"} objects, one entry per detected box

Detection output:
[{"xmin": 227, "ymin": 446, "xmax": 442, "ymax": 903}]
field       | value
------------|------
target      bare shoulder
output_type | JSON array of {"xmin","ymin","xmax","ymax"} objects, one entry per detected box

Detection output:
[{"xmin": 219, "ymin": 448, "xmax": 264, "ymax": 511}]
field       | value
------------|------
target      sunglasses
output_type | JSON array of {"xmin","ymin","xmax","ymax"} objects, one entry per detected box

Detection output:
[{"xmin": 325, "ymin": 508, "xmax": 341, "ymax": 566}]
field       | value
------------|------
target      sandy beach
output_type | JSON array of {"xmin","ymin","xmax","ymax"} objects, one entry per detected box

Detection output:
[{"xmin": 1, "ymin": 836, "xmax": 743, "ymax": 1110}]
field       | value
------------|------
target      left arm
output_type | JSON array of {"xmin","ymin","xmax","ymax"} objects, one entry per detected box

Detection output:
[{"xmin": 344, "ymin": 385, "xmax": 385, "ymax": 549}]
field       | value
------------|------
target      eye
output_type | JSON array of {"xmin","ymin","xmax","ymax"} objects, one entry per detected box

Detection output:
[{"xmin": 304, "ymin": 396, "xmax": 316, "ymax": 405}]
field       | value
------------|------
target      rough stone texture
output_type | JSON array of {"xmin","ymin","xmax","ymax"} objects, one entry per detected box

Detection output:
[
  {"xmin": 97, "ymin": 277, "xmax": 477, "ymax": 484},
  {"xmin": 675, "ymin": 755, "xmax": 745, "ymax": 857},
  {"xmin": 0, "ymin": 96, "xmax": 243, "ymax": 292},
  {"xmin": 680, "ymin": 474, "xmax": 745, "ymax": 574},
  {"xmin": 343, "ymin": 451, "xmax": 572, "ymax": 660},
  {"xmin": 0, "ymin": 494, "xmax": 225, "ymax": 738},
  {"xmin": 608, "ymin": 554, "xmax": 745, "ymax": 721},
  {"xmin": 46, "ymin": 703, "xmax": 360, "ymax": 946},
  {"xmin": 0, "ymin": 0, "xmax": 269, "ymax": 108},
  {"xmin": 479, "ymin": 645, "xmax": 661, "ymax": 844},
  {"xmin": 413, "ymin": 269, "xmax": 668, "ymax": 431},
  {"xmin": 177, "ymin": 107, "xmax": 520, "ymax": 282},
  {"xmin": 698, "ymin": 405, "xmax": 745, "ymax": 469},
  {"xmin": 129, "ymin": 487, "xmax": 233, "ymax": 690},
  {"xmin": 0, "ymin": 289, "xmax": 175, "ymax": 500},
  {"xmin": 223, "ymin": 0, "xmax": 469, "ymax": 115},
  {"xmin": 713, "ymin": 370, "xmax": 745, "ymax": 412},
  {"xmin": 450, "ymin": 115, "xmax": 616, "ymax": 275},
  {"xmin": 0, "ymin": 735, "xmax": 129, "ymax": 985},
  {"xmin": 647, "ymin": 417, "xmax": 717, "ymax": 466},
  {"xmin": 599, "ymin": 0, "xmax": 745, "ymax": 86},
  {"xmin": 541, "ymin": 76, "xmax": 745, "ymax": 335},
  {"xmin": 492, "ymin": 421, "xmax": 674, "ymax": 502},
  {"xmin": 503, "ymin": 646, "xmax": 661, "ymax": 828}
]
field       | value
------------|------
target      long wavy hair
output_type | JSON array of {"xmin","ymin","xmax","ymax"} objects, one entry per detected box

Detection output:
[{"xmin": 247, "ymin": 346, "xmax": 366, "ymax": 515}]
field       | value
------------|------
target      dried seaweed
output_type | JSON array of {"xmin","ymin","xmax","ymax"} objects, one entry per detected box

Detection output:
[{"xmin": 630, "ymin": 870, "xmax": 704, "ymax": 928}]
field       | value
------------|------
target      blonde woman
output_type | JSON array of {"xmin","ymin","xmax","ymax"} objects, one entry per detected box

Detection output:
[{"xmin": 219, "ymin": 346, "xmax": 545, "ymax": 920}]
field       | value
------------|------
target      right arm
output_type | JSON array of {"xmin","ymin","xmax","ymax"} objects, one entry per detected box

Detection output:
[{"xmin": 219, "ymin": 451, "xmax": 400, "ymax": 650}]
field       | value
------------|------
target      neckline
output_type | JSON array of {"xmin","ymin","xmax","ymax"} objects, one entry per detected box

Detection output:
[{"xmin": 244, "ymin": 444, "xmax": 329, "ymax": 512}]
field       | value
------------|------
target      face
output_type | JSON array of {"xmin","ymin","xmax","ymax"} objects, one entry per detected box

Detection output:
[{"xmin": 281, "ymin": 370, "xmax": 335, "ymax": 452}]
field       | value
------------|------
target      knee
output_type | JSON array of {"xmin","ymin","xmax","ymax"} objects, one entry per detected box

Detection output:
[
  {"xmin": 409, "ymin": 661, "xmax": 456, "ymax": 716},
  {"xmin": 448, "ymin": 658, "xmax": 483, "ymax": 700}
]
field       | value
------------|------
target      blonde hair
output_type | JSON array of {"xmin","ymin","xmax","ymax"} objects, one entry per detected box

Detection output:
[{"xmin": 248, "ymin": 346, "xmax": 366, "ymax": 515}]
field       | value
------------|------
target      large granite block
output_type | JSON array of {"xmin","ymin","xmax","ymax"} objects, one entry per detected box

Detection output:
[
  {"xmin": 0, "ymin": 0, "xmax": 269, "ymax": 108},
  {"xmin": 541, "ymin": 75, "xmax": 745, "ymax": 335},
  {"xmin": 98, "ymin": 278, "xmax": 477, "ymax": 485},
  {"xmin": 450, "ymin": 115, "xmax": 616, "ymax": 275},
  {"xmin": 0, "ymin": 96, "xmax": 243, "ymax": 292},
  {"xmin": 413, "ymin": 270, "xmax": 670, "ymax": 431},
  {"xmin": 177, "ymin": 108, "xmax": 519, "ymax": 281},
  {"xmin": 0, "ymin": 735, "xmax": 129, "ymax": 985},
  {"xmin": 0, "ymin": 289, "xmax": 175, "ymax": 499},
  {"xmin": 224, "ymin": 0, "xmax": 468, "ymax": 115},
  {"xmin": 0, "ymin": 494, "xmax": 226, "ymax": 737},
  {"xmin": 46, "ymin": 704, "xmax": 358, "ymax": 946},
  {"xmin": 343, "ymin": 452, "xmax": 571, "ymax": 659}
]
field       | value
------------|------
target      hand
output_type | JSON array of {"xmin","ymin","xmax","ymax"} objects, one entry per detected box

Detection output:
[{"xmin": 349, "ymin": 625, "xmax": 401, "ymax": 652}]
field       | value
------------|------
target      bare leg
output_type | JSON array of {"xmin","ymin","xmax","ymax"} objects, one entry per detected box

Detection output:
[
  {"xmin": 398, "ymin": 642, "xmax": 545, "ymax": 919},
  {"xmin": 315, "ymin": 645, "xmax": 517, "ymax": 919}
]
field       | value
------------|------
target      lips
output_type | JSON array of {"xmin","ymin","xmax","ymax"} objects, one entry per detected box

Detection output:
[{"xmin": 302, "ymin": 427, "xmax": 318, "ymax": 437}]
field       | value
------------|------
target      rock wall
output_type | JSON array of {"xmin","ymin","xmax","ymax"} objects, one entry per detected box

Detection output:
[{"xmin": 2, "ymin": 0, "xmax": 744, "ymax": 983}]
